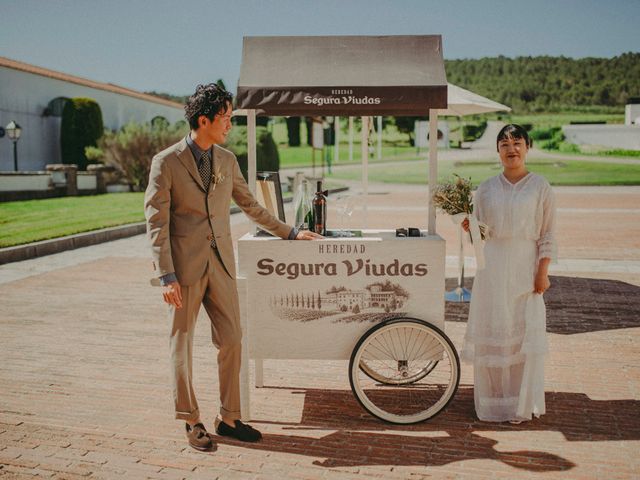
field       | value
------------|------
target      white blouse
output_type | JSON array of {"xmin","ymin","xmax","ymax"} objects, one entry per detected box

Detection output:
[{"xmin": 474, "ymin": 172, "xmax": 557, "ymax": 262}]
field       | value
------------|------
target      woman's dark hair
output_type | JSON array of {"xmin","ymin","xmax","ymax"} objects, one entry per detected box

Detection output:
[
  {"xmin": 496, "ymin": 124, "xmax": 532, "ymax": 151},
  {"xmin": 184, "ymin": 83, "xmax": 233, "ymax": 130}
]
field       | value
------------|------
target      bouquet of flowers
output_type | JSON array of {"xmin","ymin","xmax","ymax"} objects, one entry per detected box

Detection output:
[
  {"xmin": 432, "ymin": 174, "xmax": 487, "ymax": 241},
  {"xmin": 432, "ymin": 174, "xmax": 487, "ymax": 270}
]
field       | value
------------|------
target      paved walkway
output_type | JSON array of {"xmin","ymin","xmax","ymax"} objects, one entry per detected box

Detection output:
[{"xmin": 1, "ymin": 185, "xmax": 639, "ymax": 479}]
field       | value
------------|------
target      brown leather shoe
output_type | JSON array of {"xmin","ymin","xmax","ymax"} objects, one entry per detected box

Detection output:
[{"xmin": 185, "ymin": 423, "xmax": 213, "ymax": 451}]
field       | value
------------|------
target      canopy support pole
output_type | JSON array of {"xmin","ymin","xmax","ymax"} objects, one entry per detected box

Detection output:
[
  {"xmin": 377, "ymin": 116, "xmax": 382, "ymax": 160},
  {"xmin": 348, "ymin": 117, "xmax": 354, "ymax": 162},
  {"xmin": 428, "ymin": 109, "xmax": 438, "ymax": 235},
  {"xmin": 361, "ymin": 116, "xmax": 369, "ymax": 228},
  {"xmin": 334, "ymin": 117, "xmax": 340, "ymax": 164},
  {"xmin": 248, "ymin": 110, "xmax": 257, "ymax": 195}
]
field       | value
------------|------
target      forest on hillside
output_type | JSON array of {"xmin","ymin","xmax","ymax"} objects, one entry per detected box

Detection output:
[{"xmin": 445, "ymin": 53, "xmax": 640, "ymax": 113}]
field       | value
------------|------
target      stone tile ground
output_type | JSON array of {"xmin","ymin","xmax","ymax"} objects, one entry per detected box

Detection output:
[{"xmin": 1, "ymin": 185, "xmax": 639, "ymax": 479}]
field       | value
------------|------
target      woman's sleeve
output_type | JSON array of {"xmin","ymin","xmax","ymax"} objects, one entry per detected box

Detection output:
[
  {"xmin": 537, "ymin": 183, "xmax": 557, "ymax": 262},
  {"xmin": 473, "ymin": 183, "xmax": 490, "ymax": 239}
]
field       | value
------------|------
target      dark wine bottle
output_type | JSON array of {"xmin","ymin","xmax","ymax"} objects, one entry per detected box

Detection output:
[{"xmin": 312, "ymin": 180, "xmax": 327, "ymax": 235}]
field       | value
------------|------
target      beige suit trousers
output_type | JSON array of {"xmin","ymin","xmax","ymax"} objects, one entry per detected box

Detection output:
[{"xmin": 170, "ymin": 247, "xmax": 242, "ymax": 422}]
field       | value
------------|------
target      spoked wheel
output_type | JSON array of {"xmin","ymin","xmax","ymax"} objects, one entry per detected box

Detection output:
[
  {"xmin": 359, "ymin": 358, "xmax": 438, "ymax": 385},
  {"xmin": 349, "ymin": 317, "xmax": 460, "ymax": 424}
]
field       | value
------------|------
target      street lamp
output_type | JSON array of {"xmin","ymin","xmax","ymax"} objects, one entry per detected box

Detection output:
[{"xmin": 6, "ymin": 120, "xmax": 22, "ymax": 171}]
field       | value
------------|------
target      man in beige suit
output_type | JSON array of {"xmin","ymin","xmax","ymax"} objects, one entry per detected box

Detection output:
[{"xmin": 145, "ymin": 84, "xmax": 320, "ymax": 450}]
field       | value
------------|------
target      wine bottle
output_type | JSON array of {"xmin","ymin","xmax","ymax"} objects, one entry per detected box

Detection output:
[{"xmin": 312, "ymin": 180, "xmax": 327, "ymax": 235}]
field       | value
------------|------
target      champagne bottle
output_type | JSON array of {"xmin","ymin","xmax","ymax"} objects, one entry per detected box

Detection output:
[
  {"xmin": 294, "ymin": 179, "xmax": 313, "ymax": 230},
  {"xmin": 313, "ymin": 180, "xmax": 327, "ymax": 235}
]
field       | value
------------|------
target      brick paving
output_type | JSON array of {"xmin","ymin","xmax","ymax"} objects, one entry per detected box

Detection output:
[{"xmin": 1, "ymin": 185, "xmax": 639, "ymax": 479}]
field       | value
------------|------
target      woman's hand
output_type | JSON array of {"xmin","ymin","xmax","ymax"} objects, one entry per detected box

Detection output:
[
  {"xmin": 534, "ymin": 272, "xmax": 550, "ymax": 294},
  {"xmin": 461, "ymin": 217, "xmax": 470, "ymax": 233},
  {"xmin": 534, "ymin": 258, "xmax": 552, "ymax": 294}
]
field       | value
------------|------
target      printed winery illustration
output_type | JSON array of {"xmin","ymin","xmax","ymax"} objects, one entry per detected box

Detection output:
[{"xmin": 269, "ymin": 280, "xmax": 410, "ymax": 323}]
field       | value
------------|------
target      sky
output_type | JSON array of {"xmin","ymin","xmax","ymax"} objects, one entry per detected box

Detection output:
[{"xmin": 1, "ymin": 0, "xmax": 638, "ymax": 96}]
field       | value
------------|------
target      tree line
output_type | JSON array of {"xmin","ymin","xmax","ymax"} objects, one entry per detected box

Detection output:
[{"xmin": 445, "ymin": 53, "xmax": 639, "ymax": 113}]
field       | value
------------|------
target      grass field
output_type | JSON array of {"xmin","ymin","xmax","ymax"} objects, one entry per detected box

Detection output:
[
  {"xmin": 0, "ymin": 193, "xmax": 145, "ymax": 248},
  {"xmin": 279, "ymin": 144, "xmax": 424, "ymax": 168},
  {"xmin": 325, "ymin": 158, "xmax": 640, "ymax": 186},
  {"xmin": 0, "ymin": 181, "xmax": 344, "ymax": 247}
]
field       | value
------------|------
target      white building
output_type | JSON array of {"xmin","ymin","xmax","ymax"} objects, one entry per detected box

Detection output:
[
  {"xmin": 0, "ymin": 56, "xmax": 185, "ymax": 171},
  {"xmin": 563, "ymin": 99, "xmax": 640, "ymax": 152}
]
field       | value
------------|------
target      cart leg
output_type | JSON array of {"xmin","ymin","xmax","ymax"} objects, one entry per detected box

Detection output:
[
  {"xmin": 237, "ymin": 276, "xmax": 251, "ymax": 421},
  {"xmin": 255, "ymin": 359, "xmax": 264, "ymax": 388},
  {"xmin": 240, "ymin": 346, "xmax": 251, "ymax": 421}
]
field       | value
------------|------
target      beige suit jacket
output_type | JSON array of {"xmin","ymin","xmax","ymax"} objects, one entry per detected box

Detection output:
[{"xmin": 144, "ymin": 138, "xmax": 291, "ymax": 286}]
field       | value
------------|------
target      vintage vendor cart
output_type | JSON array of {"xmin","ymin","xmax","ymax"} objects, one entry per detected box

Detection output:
[{"xmin": 235, "ymin": 35, "xmax": 460, "ymax": 424}]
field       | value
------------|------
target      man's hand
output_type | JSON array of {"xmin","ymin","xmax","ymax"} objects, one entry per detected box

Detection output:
[
  {"xmin": 163, "ymin": 281, "xmax": 183, "ymax": 308},
  {"xmin": 295, "ymin": 230, "xmax": 324, "ymax": 240}
]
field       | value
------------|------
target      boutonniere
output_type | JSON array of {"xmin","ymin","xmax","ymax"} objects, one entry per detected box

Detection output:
[{"xmin": 212, "ymin": 172, "xmax": 226, "ymax": 190}]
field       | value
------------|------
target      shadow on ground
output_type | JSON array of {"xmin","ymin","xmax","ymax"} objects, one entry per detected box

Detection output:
[
  {"xmin": 445, "ymin": 275, "xmax": 640, "ymax": 334},
  {"xmin": 213, "ymin": 386, "xmax": 639, "ymax": 469}
]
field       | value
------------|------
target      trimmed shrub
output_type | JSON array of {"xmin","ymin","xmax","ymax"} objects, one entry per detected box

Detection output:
[
  {"xmin": 286, "ymin": 117, "xmax": 301, "ymax": 146},
  {"xmin": 86, "ymin": 120, "xmax": 187, "ymax": 190},
  {"xmin": 462, "ymin": 120, "xmax": 488, "ymax": 142},
  {"xmin": 61, "ymin": 98, "xmax": 104, "ymax": 170},
  {"xmin": 529, "ymin": 126, "xmax": 562, "ymax": 141},
  {"xmin": 224, "ymin": 126, "xmax": 280, "ymax": 180},
  {"xmin": 537, "ymin": 128, "xmax": 566, "ymax": 150}
]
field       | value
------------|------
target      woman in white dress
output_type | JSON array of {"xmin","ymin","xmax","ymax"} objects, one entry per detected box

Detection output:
[{"xmin": 462, "ymin": 124, "xmax": 556, "ymax": 423}]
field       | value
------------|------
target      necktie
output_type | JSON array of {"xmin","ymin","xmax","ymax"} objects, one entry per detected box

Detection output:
[
  {"xmin": 198, "ymin": 150, "xmax": 212, "ymax": 191},
  {"xmin": 198, "ymin": 150, "xmax": 216, "ymax": 248}
]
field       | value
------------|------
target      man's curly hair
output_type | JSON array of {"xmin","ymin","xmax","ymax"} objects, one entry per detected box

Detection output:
[{"xmin": 184, "ymin": 83, "xmax": 233, "ymax": 130}]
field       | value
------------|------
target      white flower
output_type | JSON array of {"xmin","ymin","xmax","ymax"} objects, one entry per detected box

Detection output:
[{"xmin": 211, "ymin": 172, "xmax": 226, "ymax": 190}]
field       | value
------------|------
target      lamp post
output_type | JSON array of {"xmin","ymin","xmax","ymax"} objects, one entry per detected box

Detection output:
[{"xmin": 6, "ymin": 121, "xmax": 22, "ymax": 171}]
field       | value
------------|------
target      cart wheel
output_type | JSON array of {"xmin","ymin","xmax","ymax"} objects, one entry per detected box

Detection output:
[
  {"xmin": 359, "ymin": 358, "xmax": 438, "ymax": 385},
  {"xmin": 349, "ymin": 317, "xmax": 460, "ymax": 424}
]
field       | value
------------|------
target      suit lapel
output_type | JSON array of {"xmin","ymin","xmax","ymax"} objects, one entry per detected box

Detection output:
[{"xmin": 176, "ymin": 138, "xmax": 206, "ymax": 192}]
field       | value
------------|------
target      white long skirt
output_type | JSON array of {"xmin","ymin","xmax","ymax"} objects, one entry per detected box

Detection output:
[{"xmin": 462, "ymin": 238, "xmax": 548, "ymax": 422}]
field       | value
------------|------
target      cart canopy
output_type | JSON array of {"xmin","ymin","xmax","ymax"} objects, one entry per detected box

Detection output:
[
  {"xmin": 236, "ymin": 35, "xmax": 447, "ymax": 116},
  {"xmin": 440, "ymin": 83, "xmax": 511, "ymax": 117}
]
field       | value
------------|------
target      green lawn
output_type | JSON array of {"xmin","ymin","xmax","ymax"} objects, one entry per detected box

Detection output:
[
  {"xmin": 325, "ymin": 158, "xmax": 640, "ymax": 186},
  {"xmin": 0, "ymin": 193, "xmax": 145, "ymax": 248},
  {"xmin": 278, "ymin": 144, "xmax": 424, "ymax": 168},
  {"xmin": 507, "ymin": 112, "xmax": 624, "ymax": 128},
  {"xmin": 0, "ymin": 185, "xmax": 344, "ymax": 248}
]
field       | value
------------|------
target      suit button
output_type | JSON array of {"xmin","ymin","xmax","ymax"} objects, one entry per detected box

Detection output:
[
  {"xmin": 207, "ymin": 234, "xmax": 213, "ymax": 240},
  {"xmin": 209, "ymin": 214, "xmax": 214, "ymax": 219}
]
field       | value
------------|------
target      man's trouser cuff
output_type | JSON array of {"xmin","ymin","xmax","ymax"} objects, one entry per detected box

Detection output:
[
  {"xmin": 175, "ymin": 408, "xmax": 200, "ymax": 422},
  {"xmin": 220, "ymin": 405, "xmax": 241, "ymax": 421}
]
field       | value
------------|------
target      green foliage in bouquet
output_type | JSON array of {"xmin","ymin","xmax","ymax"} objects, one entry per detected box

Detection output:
[
  {"xmin": 432, "ymin": 174, "xmax": 487, "ymax": 240},
  {"xmin": 432, "ymin": 174, "xmax": 475, "ymax": 215}
]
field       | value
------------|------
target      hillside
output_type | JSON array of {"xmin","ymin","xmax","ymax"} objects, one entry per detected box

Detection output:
[{"xmin": 445, "ymin": 53, "xmax": 640, "ymax": 113}]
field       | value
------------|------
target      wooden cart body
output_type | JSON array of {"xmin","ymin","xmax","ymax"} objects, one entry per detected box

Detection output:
[{"xmin": 237, "ymin": 230, "xmax": 445, "ymax": 418}]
